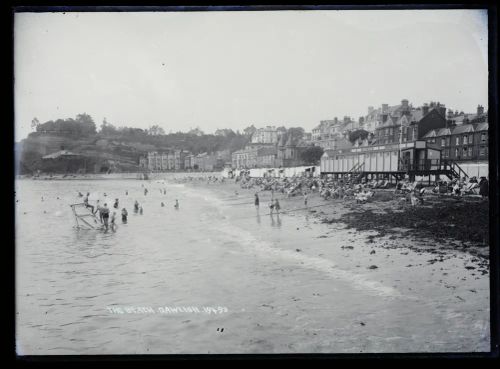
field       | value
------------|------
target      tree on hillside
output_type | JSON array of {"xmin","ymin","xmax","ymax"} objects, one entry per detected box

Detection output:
[
  {"xmin": 188, "ymin": 127, "xmax": 204, "ymax": 136},
  {"xmin": 100, "ymin": 118, "xmax": 118, "ymax": 135},
  {"xmin": 31, "ymin": 117, "xmax": 40, "ymax": 131},
  {"xmin": 287, "ymin": 127, "xmax": 305, "ymax": 140},
  {"xmin": 300, "ymin": 145, "xmax": 324, "ymax": 165},
  {"xmin": 243, "ymin": 125, "xmax": 256, "ymax": 136},
  {"xmin": 75, "ymin": 113, "xmax": 97, "ymax": 136},
  {"xmin": 34, "ymin": 113, "xmax": 96, "ymax": 137},
  {"xmin": 348, "ymin": 129, "xmax": 369, "ymax": 144},
  {"xmin": 148, "ymin": 125, "xmax": 166, "ymax": 136}
]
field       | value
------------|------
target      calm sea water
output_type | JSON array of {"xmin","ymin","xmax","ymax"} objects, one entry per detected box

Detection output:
[{"xmin": 15, "ymin": 178, "xmax": 490, "ymax": 354}]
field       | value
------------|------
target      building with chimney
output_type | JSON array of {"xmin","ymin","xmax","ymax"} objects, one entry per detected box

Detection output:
[
  {"xmin": 320, "ymin": 100, "xmax": 465, "ymax": 182},
  {"xmin": 423, "ymin": 121, "xmax": 488, "ymax": 162},
  {"xmin": 447, "ymin": 104, "xmax": 488, "ymax": 126}
]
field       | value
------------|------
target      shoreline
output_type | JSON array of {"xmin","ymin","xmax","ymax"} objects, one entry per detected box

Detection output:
[{"xmin": 183, "ymin": 179, "xmax": 490, "ymax": 266}]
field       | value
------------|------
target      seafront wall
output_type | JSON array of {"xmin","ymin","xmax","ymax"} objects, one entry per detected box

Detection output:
[{"xmin": 455, "ymin": 162, "xmax": 488, "ymax": 178}]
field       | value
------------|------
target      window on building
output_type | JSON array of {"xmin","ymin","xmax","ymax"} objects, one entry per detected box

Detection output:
[
  {"xmin": 463, "ymin": 147, "xmax": 468, "ymax": 157},
  {"xmin": 389, "ymin": 128, "xmax": 393, "ymax": 135},
  {"xmin": 441, "ymin": 138, "xmax": 446, "ymax": 147},
  {"xmin": 444, "ymin": 149, "xmax": 450, "ymax": 158},
  {"xmin": 446, "ymin": 137, "xmax": 450, "ymax": 146},
  {"xmin": 481, "ymin": 133, "xmax": 486, "ymax": 142},
  {"xmin": 463, "ymin": 135, "xmax": 468, "ymax": 145},
  {"xmin": 479, "ymin": 146, "xmax": 486, "ymax": 156},
  {"xmin": 456, "ymin": 137, "xmax": 460, "ymax": 145},
  {"xmin": 468, "ymin": 147, "xmax": 473, "ymax": 157},
  {"xmin": 469, "ymin": 134, "xmax": 474, "ymax": 144},
  {"xmin": 455, "ymin": 148, "xmax": 459, "ymax": 157}
]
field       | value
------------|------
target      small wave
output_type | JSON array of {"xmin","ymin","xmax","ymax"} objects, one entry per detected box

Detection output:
[{"xmin": 216, "ymin": 222, "xmax": 402, "ymax": 298}]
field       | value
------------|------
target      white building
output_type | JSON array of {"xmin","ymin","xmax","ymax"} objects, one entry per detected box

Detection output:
[{"xmin": 251, "ymin": 126, "xmax": 279, "ymax": 144}]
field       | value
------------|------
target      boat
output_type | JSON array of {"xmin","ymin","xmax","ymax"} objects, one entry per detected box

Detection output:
[{"xmin": 70, "ymin": 203, "xmax": 103, "ymax": 230}]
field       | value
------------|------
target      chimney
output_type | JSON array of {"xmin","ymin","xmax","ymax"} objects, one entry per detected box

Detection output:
[
  {"xmin": 401, "ymin": 99, "xmax": 409, "ymax": 108},
  {"xmin": 334, "ymin": 117, "xmax": 338, "ymax": 124},
  {"xmin": 477, "ymin": 105, "xmax": 484, "ymax": 116},
  {"xmin": 381, "ymin": 104, "xmax": 389, "ymax": 113},
  {"xmin": 438, "ymin": 105, "xmax": 446, "ymax": 117},
  {"xmin": 343, "ymin": 116, "xmax": 350, "ymax": 124},
  {"xmin": 422, "ymin": 103, "xmax": 429, "ymax": 116}
]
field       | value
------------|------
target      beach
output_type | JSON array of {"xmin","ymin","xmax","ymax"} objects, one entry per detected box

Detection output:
[{"xmin": 15, "ymin": 176, "xmax": 490, "ymax": 354}]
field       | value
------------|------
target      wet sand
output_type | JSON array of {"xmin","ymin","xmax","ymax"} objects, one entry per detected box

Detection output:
[{"xmin": 185, "ymin": 179, "xmax": 490, "ymax": 352}]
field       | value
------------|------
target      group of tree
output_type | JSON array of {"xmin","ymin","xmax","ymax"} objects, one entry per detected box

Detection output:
[
  {"xmin": 26, "ymin": 114, "xmax": 325, "ymax": 167},
  {"xmin": 348, "ymin": 129, "xmax": 370, "ymax": 144},
  {"xmin": 31, "ymin": 113, "xmax": 97, "ymax": 138},
  {"xmin": 300, "ymin": 145, "xmax": 324, "ymax": 164}
]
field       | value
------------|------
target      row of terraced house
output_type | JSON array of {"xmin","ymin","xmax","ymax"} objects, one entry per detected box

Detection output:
[
  {"xmin": 320, "ymin": 99, "xmax": 488, "ymax": 180},
  {"xmin": 140, "ymin": 149, "xmax": 232, "ymax": 172},
  {"xmin": 139, "ymin": 99, "xmax": 488, "ymax": 173}
]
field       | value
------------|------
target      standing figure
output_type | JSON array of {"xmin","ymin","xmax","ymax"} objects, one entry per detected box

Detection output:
[
  {"xmin": 254, "ymin": 193, "xmax": 260, "ymax": 208},
  {"xmin": 121, "ymin": 208, "xmax": 128, "ymax": 223},
  {"xmin": 95, "ymin": 200, "xmax": 103, "ymax": 222},
  {"xmin": 479, "ymin": 177, "xmax": 489, "ymax": 198},
  {"xmin": 174, "ymin": 199, "xmax": 179, "ymax": 209},
  {"xmin": 274, "ymin": 199, "xmax": 281, "ymax": 215},
  {"xmin": 101, "ymin": 203, "xmax": 110, "ymax": 230},
  {"xmin": 134, "ymin": 200, "xmax": 139, "ymax": 213},
  {"xmin": 83, "ymin": 192, "xmax": 94, "ymax": 213},
  {"xmin": 110, "ymin": 211, "xmax": 117, "ymax": 232},
  {"xmin": 113, "ymin": 198, "xmax": 119, "ymax": 209}
]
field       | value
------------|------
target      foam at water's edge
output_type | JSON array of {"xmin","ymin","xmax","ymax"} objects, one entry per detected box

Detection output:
[
  {"xmin": 172, "ymin": 184, "xmax": 406, "ymax": 298},
  {"xmin": 219, "ymin": 222, "xmax": 402, "ymax": 298}
]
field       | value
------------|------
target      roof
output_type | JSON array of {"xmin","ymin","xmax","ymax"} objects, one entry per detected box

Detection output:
[
  {"xmin": 410, "ymin": 109, "xmax": 424, "ymax": 122},
  {"xmin": 423, "ymin": 127, "xmax": 452, "ymax": 138},
  {"xmin": 42, "ymin": 150, "xmax": 80, "ymax": 159},
  {"xmin": 449, "ymin": 114, "xmax": 468, "ymax": 124},
  {"xmin": 474, "ymin": 122, "xmax": 488, "ymax": 132},
  {"xmin": 423, "ymin": 130, "xmax": 437, "ymax": 138},
  {"xmin": 378, "ymin": 116, "xmax": 399, "ymax": 128},
  {"xmin": 451, "ymin": 124, "xmax": 475, "ymax": 135},
  {"xmin": 424, "ymin": 123, "xmax": 489, "ymax": 138}
]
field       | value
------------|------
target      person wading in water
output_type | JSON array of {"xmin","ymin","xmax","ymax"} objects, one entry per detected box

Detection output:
[{"xmin": 101, "ymin": 203, "xmax": 110, "ymax": 231}]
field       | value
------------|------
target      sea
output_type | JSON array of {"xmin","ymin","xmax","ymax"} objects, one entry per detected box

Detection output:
[{"xmin": 15, "ymin": 177, "xmax": 490, "ymax": 354}]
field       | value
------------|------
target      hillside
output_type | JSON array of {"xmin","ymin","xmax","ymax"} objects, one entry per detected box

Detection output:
[{"xmin": 17, "ymin": 127, "xmax": 251, "ymax": 175}]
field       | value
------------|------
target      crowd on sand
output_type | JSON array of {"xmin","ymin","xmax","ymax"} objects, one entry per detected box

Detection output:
[
  {"xmin": 174, "ymin": 172, "xmax": 489, "ymax": 208},
  {"xmin": 73, "ymin": 171, "xmax": 488, "ymax": 233}
]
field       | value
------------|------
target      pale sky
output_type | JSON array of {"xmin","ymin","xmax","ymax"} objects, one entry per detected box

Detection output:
[{"xmin": 14, "ymin": 9, "xmax": 488, "ymax": 141}]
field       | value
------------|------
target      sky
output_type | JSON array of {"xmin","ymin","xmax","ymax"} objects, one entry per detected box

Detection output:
[{"xmin": 14, "ymin": 9, "xmax": 488, "ymax": 141}]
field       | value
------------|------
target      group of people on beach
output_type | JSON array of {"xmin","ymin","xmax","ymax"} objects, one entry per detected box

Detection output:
[
  {"xmin": 80, "ymin": 185, "xmax": 182, "ymax": 232},
  {"xmin": 82, "ymin": 192, "xmax": 124, "ymax": 232},
  {"xmin": 254, "ymin": 193, "xmax": 281, "ymax": 215}
]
